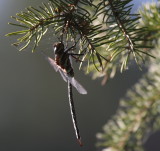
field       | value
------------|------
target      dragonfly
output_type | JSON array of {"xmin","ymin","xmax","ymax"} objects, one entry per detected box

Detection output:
[{"xmin": 42, "ymin": 42, "xmax": 87, "ymax": 146}]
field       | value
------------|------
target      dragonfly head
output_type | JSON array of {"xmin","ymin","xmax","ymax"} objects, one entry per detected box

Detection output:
[{"xmin": 53, "ymin": 42, "xmax": 64, "ymax": 54}]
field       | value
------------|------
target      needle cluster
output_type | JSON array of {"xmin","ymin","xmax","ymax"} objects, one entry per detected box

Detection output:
[
  {"xmin": 6, "ymin": 0, "xmax": 154, "ymax": 81},
  {"xmin": 97, "ymin": 2, "xmax": 160, "ymax": 151}
]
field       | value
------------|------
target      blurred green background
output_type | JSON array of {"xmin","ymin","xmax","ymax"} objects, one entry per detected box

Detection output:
[{"xmin": 0, "ymin": 0, "xmax": 159, "ymax": 151}]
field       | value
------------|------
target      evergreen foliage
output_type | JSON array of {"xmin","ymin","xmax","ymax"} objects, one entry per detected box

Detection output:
[
  {"xmin": 6, "ymin": 0, "xmax": 153, "ymax": 81},
  {"xmin": 6, "ymin": 1, "xmax": 160, "ymax": 150},
  {"xmin": 97, "ymin": 2, "xmax": 160, "ymax": 151},
  {"xmin": 139, "ymin": 1, "xmax": 160, "ymax": 43}
]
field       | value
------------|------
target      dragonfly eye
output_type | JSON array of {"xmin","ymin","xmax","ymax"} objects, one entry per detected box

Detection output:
[{"xmin": 53, "ymin": 42, "xmax": 64, "ymax": 54}]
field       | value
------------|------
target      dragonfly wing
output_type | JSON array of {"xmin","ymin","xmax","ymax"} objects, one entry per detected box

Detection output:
[
  {"xmin": 43, "ymin": 52, "xmax": 87, "ymax": 94},
  {"xmin": 44, "ymin": 54, "xmax": 59, "ymax": 72},
  {"xmin": 43, "ymin": 54, "xmax": 68, "ymax": 82},
  {"xmin": 46, "ymin": 57, "xmax": 68, "ymax": 82},
  {"xmin": 58, "ymin": 69, "xmax": 68, "ymax": 82},
  {"xmin": 57, "ymin": 67, "xmax": 87, "ymax": 94},
  {"xmin": 67, "ymin": 76, "xmax": 87, "ymax": 95},
  {"xmin": 69, "ymin": 55, "xmax": 73, "ymax": 66}
]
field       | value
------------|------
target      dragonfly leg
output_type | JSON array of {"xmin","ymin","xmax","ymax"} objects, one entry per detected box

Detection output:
[
  {"xmin": 65, "ymin": 40, "xmax": 78, "ymax": 53},
  {"xmin": 71, "ymin": 55, "xmax": 83, "ymax": 62},
  {"xmin": 67, "ymin": 53, "xmax": 84, "ymax": 62},
  {"xmin": 68, "ymin": 53, "xmax": 84, "ymax": 56}
]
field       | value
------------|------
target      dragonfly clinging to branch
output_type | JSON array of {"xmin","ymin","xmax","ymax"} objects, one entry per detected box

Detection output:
[{"xmin": 42, "ymin": 42, "xmax": 87, "ymax": 146}]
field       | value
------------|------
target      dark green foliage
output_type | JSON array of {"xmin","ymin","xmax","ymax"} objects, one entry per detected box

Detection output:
[
  {"xmin": 6, "ymin": 0, "xmax": 154, "ymax": 80},
  {"xmin": 139, "ymin": 2, "xmax": 160, "ymax": 43},
  {"xmin": 97, "ymin": 43, "xmax": 160, "ymax": 151},
  {"xmin": 86, "ymin": 0, "xmax": 154, "ymax": 82},
  {"xmin": 97, "ymin": 2, "xmax": 160, "ymax": 151}
]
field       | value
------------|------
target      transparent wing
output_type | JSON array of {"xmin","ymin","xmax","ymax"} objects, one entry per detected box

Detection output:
[
  {"xmin": 69, "ymin": 55, "xmax": 73, "ymax": 66},
  {"xmin": 58, "ymin": 69, "xmax": 68, "ymax": 82},
  {"xmin": 68, "ymin": 56, "xmax": 87, "ymax": 94},
  {"xmin": 57, "ymin": 66, "xmax": 87, "ymax": 94},
  {"xmin": 43, "ymin": 54, "xmax": 87, "ymax": 94},
  {"xmin": 68, "ymin": 77, "xmax": 87, "ymax": 95},
  {"xmin": 44, "ymin": 55, "xmax": 68, "ymax": 82},
  {"xmin": 42, "ymin": 52, "xmax": 59, "ymax": 72}
]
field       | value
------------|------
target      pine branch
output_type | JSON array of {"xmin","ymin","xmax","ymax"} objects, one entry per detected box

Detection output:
[
  {"xmin": 96, "ymin": 2, "xmax": 160, "ymax": 151},
  {"xmin": 86, "ymin": 0, "xmax": 154, "ymax": 83},
  {"xmin": 6, "ymin": 0, "xmax": 154, "ymax": 79},
  {"xmin": 6, "ymin": 0, "xmax": 110, "ymax": 70},
  {"xmin": 139, "ymin": 2, "xmax": 160, "ymax": 43},
  {"xmin": 97, "ymin": 43, "xmax": 160, "ymax": 151}
]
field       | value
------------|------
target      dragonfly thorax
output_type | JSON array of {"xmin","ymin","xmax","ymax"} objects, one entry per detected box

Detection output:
[
  {"xmin": 53, "ymin": 42, "xmax": 65, "ymax": 54},
  {"xmin": 53, "ymin": 42, "xmax": 74, "ymax": 77}
]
